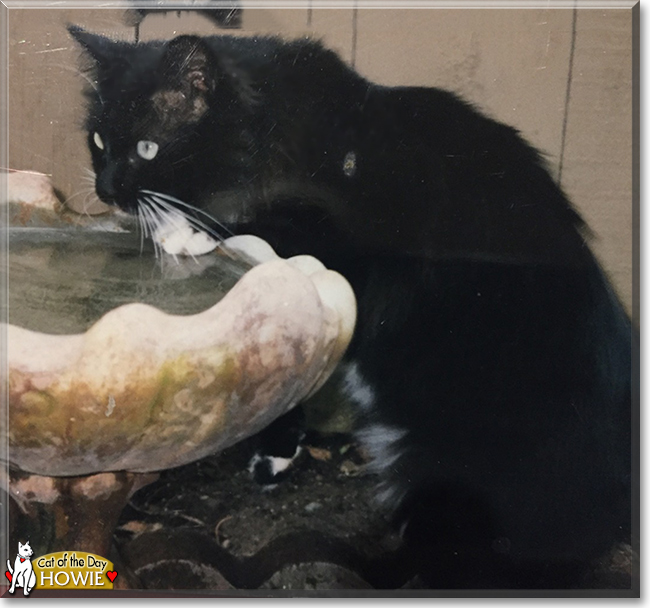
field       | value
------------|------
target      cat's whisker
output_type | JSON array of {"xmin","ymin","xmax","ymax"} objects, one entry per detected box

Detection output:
[
  {"xmin": 139, "ymin": 203, "xmax": 163, "ymax": 260},
  {"xmin": 145, "ymin": 196, "xmax": 188, "ymax": 233},
  {"xmin": 135, "ymin": 201, "xmax": 147, "ymax": 254},
  {"xmin": 144, "ymin": 199, "xmax": 164, "ymax": 232},
  {"xmin": 146, "ymin": 202, "xmax": 184, "ymax": 266},
  {"xmin": 140, "ymin": 189, "xmax": 237, "ymax": 259},
  {"xmin": 140, "ymin": 189, "xmax": 233, "ymax": 237},
  {"xmin": 147, "ymin": 197, "xmax": 204, "ymax": 237},
  {"xmin": 147, "ymin": 195, "xmax": 240, "ymax": 260},
  {"xmin": 146, "ymin": 195, "xmax": 239, "ymax": 261},
  {"xmin": 147, "ymin": 202, "xmax": 182, "ymax": 266},
  {"xmin": 149, "ymin": 200, "xmax": 181, "ymax": 240},
  {"xmin": 138, "ymin": 203, "xmax": 150, "ymax": 239},
  {"xmin": 145, "ymin": 197, "xmax": 208, "ymax": 264},
  {"xmin": 137, "ymin": 211, "xmax": 144, "ymax": 253},
  {"xmin": 63, "ymin": 186, "xmax": 96, "ymax": 206},
  {"xmin": 138, "ymin": 204, "xmax": 152, "ymax": 241},
  {"xmin": 79, "ymin": 170, "xmax": 97, "ymax": 191},
  {"xmin": 140, "ymin": 199, "xmax": 164, "ymax": 253},
  {"xmin": 146, "ymin": 196, "xmax": 241, "ymax": 263},
  {"xmin": 79, "ymin": 191, "xmax": 104, "ymax": 221},
  {"xmin": 72, "ymin": 168, "xmax": 100, "ymax": 217},
  {"xmin": 62, "ymin": 186, "xmax": 103, "ymax": 224}
]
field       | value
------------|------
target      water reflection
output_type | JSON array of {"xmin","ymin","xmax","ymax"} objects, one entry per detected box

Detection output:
[{"xmin": 7, "ymin": 225, "xmax": 251, "ymax": 335}]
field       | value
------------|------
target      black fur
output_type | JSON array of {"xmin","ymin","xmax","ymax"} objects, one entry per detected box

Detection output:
[{"xmin": 69, "ymin": 26, "xmax": 632, "ymax": 588}]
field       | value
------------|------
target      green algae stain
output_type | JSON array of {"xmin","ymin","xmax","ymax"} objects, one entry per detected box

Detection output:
[
  {"xmin": 9, "ymin": 344, "xmax": 246, "ymax": 470},
  {"xmin": 10, "ymin": 390, "xmax": 59, "ymax": 448}
]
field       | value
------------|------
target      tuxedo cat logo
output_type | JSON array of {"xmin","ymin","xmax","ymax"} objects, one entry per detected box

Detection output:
[{"xmin": 6, "ymin": 541, "xmax": 37, "ymax": 596}]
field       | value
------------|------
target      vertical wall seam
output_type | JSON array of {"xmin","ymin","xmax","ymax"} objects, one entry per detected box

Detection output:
[
  {"xmin": 307, "ymin": 0, "xmax": 312, "ymax": 27},
  {"xmin": 351, "ymin": 1, "xmax": 358, "ymax": 68},
  {"xmin": 631, "ymin": 2, "xmax": 639, "ymax": 328},
  {"xmin": 557, "ymin": 4, "xmax": 578, "ymax": 186}
]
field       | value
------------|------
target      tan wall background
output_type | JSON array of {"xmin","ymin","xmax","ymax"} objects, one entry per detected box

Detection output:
[{"xmin": 7, "ymin": 6, "xmax": 634, "ymax": 313}]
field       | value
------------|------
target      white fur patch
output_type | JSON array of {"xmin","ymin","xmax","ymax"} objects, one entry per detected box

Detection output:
[
  {"xmin": 247, "ymin": 452, "xmax": 262, "ymax": 474},
  {"xmin": 376, "ymin": 481, "xmax": 408, "ymax": 510},
  {"xmin": 248, "ymin": 446, "xmax": 303, "ymax": 478},
  {"xmin": 342, "ymin": 362, "xmax": 376, "ymax": 412},
  {"xmin": 153, "ymin": 214, "xmax": 218, "ymax": 256},
  {"xmin": 356, "ymin": 423, "xmax": 407, "ymax": 476},
  {"xmin": 268, "ymin": 455, "xmax": 293, "ymax": 475}
]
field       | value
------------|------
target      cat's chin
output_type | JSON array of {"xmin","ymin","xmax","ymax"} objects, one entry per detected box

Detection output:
[{"xmin": 153, "ymin": 217, "xmax": 219, "ymax": 256}]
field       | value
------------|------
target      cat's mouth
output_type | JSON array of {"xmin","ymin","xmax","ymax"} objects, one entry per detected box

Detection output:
[{"xmin": 132, "ymin": 190, "xmax": 233, "ymax": 258}]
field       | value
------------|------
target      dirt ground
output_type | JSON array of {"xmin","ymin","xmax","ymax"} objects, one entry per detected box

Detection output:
[
  {"xmin": 110, "ymin": 429, "xmax": 636, "ymax": 594},
  {"xmin": 4, "ymin": 427, "xmax": 635, "ymax": 595},
  {"xmin": 114, "ymin": 432, "xmax": 418, "ymax": 592}
]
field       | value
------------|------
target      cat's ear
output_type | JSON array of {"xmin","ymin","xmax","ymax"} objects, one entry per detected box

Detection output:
[
  {"xmin": 67, "ymin": 25, "xmax": 121, "ymax": 67},
  {"xmin": 161, "ymin": 36, "xmax": 217, "ymax": 96}
]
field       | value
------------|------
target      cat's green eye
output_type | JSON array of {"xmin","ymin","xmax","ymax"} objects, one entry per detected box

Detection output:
[
  {"xmin": 93, "ymin": 132, "xmax": 104, "ymax": 150},
  {"xmin": 137, "ymin": 140, "xmax": 159, "ymax": 161}
]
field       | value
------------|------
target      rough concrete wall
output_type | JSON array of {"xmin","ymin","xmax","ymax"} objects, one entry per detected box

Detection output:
[{"xmin": 6, "ymin": 5, "xmax": 635, "ymax": 312}]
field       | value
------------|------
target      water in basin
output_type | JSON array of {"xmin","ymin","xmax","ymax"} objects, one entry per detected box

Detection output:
[{"xmin": 7, "ymin": 222, "xmax": 251, "ymax": 334}]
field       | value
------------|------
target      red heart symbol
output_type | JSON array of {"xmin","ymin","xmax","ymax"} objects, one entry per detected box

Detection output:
[
  {"xmin": 5, "ymin": 571, "xmax": 12, "ymax": 583},
  {"xmin": 106, "ymin": 571, "xmax": 117, "ymax": 583}
]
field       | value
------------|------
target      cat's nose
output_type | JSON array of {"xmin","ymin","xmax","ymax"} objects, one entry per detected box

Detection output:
[
  {"xmin": 95, "ymin": 164, "xmax": 123, "ymax": 206},
  {"xmin": 95, "ymin": 174, "xmax": 117, "ymax": 205}
]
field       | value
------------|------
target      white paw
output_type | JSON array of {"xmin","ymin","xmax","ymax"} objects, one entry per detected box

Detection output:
[{"xmin": 248, "ymin": 447, "xmax": 303, "ymax": 486}]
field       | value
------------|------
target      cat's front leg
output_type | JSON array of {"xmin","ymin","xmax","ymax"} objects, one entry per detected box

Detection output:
[{"xmin": 24, "ymin": 570, "xmax": 36, "ymax": 595}]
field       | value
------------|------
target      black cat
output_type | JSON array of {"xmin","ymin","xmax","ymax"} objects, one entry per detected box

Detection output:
[{"xmin": 69, "ymin": 25, "xmax": 633, "ymax": 588}]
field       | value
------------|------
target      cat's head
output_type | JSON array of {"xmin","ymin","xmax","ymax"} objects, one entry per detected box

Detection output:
[
  {"xmin": 68, "ymin": 26, "xmax": 251, "ymax": 215},
  {"xmin": 18, "ymin": 541, "xmax": 33, "ymax": 558}
]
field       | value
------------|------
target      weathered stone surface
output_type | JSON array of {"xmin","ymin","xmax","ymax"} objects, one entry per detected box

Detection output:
[
  {"xmin": 5, "ymin": 171, "xmax": 64, "ymax": 210},
  {"xmin": 4, "ymin": 179, "xmax": 357, "ymax": 478},
  {"xmin": 7, "ymin": 255, "xmax": 355, "ymax": 476}
]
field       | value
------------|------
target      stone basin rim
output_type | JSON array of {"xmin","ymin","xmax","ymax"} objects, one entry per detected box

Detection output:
[{"xmin": 6, "ymin": 243, "xmax": 357, "ymax": 477}]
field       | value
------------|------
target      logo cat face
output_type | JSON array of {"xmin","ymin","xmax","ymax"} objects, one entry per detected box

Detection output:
[{"xmin": 18, "ymin": 541, "xmax": 33, "ymax": 558}]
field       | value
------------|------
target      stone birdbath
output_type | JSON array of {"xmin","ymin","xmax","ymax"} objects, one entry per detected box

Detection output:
[{"xmin": 2, "ymin": 172, "xmax": 356, "ymax": 588}]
